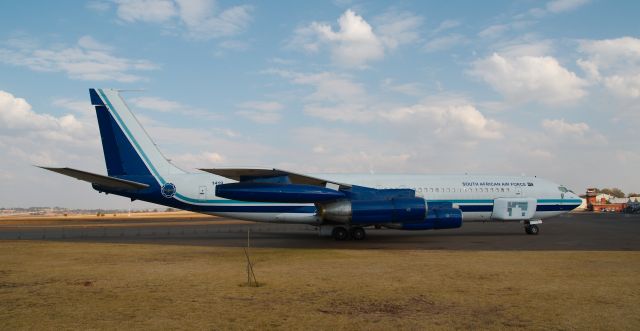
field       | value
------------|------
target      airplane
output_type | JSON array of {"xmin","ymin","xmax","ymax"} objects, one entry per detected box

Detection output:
[{"xmin": 40, "ymin": 88, "xmax": 583, "ymax": 240}]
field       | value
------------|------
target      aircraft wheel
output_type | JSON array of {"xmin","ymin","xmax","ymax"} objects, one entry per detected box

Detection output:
[
  {"xmin": 350, "ymin": 227, "xmax": 366, "ymax": 241},
  {"xmin": 332, "ymin": 227, "xmax": 349, "ymax": 241},
  {"xmin": 525, "ymin": 224, "xmax": 539, "ymax": 235}
]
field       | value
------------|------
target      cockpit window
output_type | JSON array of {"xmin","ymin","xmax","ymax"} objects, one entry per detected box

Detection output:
[{"xmin": 559, "ymin": 186, "xmax": 575, "ymax": 194}]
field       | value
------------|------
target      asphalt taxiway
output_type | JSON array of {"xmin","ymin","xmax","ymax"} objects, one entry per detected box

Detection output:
[{"xmin": 1, "ymin": 212, "xmax": 638, "ymax": 250}]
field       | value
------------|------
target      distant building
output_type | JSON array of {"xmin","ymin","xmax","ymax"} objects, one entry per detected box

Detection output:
[{"xmin": 585, "ymin": 188, "xmax": 640, "ymax": 212}]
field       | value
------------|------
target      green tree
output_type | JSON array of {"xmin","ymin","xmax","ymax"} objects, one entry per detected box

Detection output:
[
  {"xmin": 627, "ymin": 192, "xmax": 639, "ymax": 198},
  {"xmin": 600, "ymin": 188, "xmax": 625, "ymax": 198}
]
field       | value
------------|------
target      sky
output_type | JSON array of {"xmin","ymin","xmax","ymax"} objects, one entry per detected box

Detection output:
[{"xmin": 0, "ymin": 0, "xmax": 639, "ymax": 209}]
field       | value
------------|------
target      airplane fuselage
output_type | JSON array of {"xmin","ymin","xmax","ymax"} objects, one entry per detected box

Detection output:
[{"xmin": 105, "ymin": 172, "xmax": 581, "ymax": 225}]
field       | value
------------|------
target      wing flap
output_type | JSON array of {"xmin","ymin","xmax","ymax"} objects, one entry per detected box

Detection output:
[{"xmin": 38, "ymin": 167, "xmax": 149, "ymax": 190}]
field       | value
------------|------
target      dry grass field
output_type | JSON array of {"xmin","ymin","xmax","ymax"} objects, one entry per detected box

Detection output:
[{"xmin": 1, "ymin": 240, "xmax": 639, "ymax": 330}]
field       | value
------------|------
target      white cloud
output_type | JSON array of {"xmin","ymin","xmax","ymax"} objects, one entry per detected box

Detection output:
[
  {"xmin": 0, "ymin": 91, "xmax": 84, "ymax": 135},
  {"xmin": 374, "ymin": 11, "xmax": 423, "ymax": 50},
  {"xmin": 172, "ymin": 151, "xmax": 226, "ymax": 166},
  {"xmin": 235, "ymin": 101, "xmax": 283, "ymax": 124},
  {"xmin": 578, "ymin": 37, "xmax": 640, "ymax": 99},
  {"xmin": 115, "ymin": 0, "xmax": 177, "ymax": 23},
  {"xmin": 432, "ymin": 19, "xmax": 460, "ymax": 35},
  {"xmin": 141, "ymin": 123, "xmax": 277, "ymax": 168},
  {"xmin": 497, "ymin": 39, "xmax": 554, "ymax": 57},
  {"xmin": 0, "ymin": 36, "xmax": 157, "ymax": 82},
  {"xmin": 274, "ymin": 70, "xmax": 370, "ymax": 121},
  {"xmin": 546, "ymin": 0, "xmax": 590, "ymax": 13},
  {"xmin": 218, "ymin": 40, "xmax": 250, "ymax": 51},
  {"xmin": 0, "ymin": 90, "xmax": 99, "ymax": 165},
  {"xmin": 478, "ymin": 24, "xmax": 508, "ymax": 39},
  {"xmin": 237, "ymin": 101, "xmax": 283, "ymax": 112},
  {"xmin": 77, "ymin": 35, "xmax": 113, "ymax": 51},
  {"xmin": 113, "ymin": 0, "xmax": 253, "ymax": 40},
  {"xmin": 541, "ymin": 118, "xmax": 607, "ymax": 144},
  {"xmin": 86, "ymin": 0, "xmax": 111, "ymax": 12},
  {"xmin": 528, "ymin": 0, "xmax": 590, "ymax": 17},
  {"xmin": 423, "ymin": 34, "xmax": 467, "ymax": 53},
  {"xmin": 470, "ymin": 52, "xmax": 587, "ymax": 105},
  {"xmin": 602, "ymin": 75, "xmax": 640, "ymax": 99},
  {"xmin": 52, "ymin": 98, "xmax": 93, "ymax": 114},
  {"xmin": 176, "ymin": 0, "xmax": 253, "ymax": 39},
  {"xmin": 381, "ymin": 79, "xmax": 423, "ymax": 96},
  {"xmin": 542, "ymin": 118, "xmax": 589, "ymax": 135},
  {"xmin": 289, "ymin": 127, "xmax": 417, "ymax": 173},
  {"xmin": 578, "ymin": 37, "xmax": 640, "ymax": 66},
  {"xmin": 292, "ymin": 71, "xmax": 367, "ymax": 103},
  {"xmin": 130, "ymin": 96, "xmax": 219, "ymax": 119},
  {"xmin": 271, "ymin": 69, "xmax": 502, "ymax": 141},
  {"xmin": 314, "ymin": 10, "xmax": 383, "ymax": 67},
  {"xmin": 288, "ymin": 9, "xmax": 421, "ymax": 68},
  {"xmin": 380, "ymin": 98, "xmax": 503, "ymax": 140}
]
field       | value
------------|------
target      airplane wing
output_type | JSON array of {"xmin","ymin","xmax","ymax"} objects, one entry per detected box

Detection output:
[
  {"xmin": 38, "ymin": 167, "xmax": 149, "ymax": 190},
  {"xmin": 199, "ymin": 168, "xmax": 352, "ymax": 203},
  {"xmin": 199, "ymin": 168, "xmax": 351, "ymax": 188}
]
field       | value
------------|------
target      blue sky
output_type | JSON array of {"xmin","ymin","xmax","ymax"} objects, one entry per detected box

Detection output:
[{"xmin": 1, "ymin": 0, "xmax": 639, "ymax": 208}]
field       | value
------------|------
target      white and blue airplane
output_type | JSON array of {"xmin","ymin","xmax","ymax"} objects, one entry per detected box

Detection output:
[{"xmin": 40, "ymin": 88, "xmax": 582, "ymax": 240}]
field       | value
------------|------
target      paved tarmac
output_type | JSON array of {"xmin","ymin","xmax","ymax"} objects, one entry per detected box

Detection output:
[{"xmin": 1, "ymin": 212, "xmax": 639, "ymax": 250}]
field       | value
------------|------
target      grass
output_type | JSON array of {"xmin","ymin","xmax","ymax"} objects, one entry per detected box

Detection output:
[{"xmin": 1, "ymin": 241, "xmax": 639, "ymax": 330}]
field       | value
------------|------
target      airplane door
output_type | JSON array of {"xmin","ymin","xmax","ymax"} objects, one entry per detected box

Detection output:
[
  {"xmin": 199, "ymin": 186, "xmax": 207, "ymax": 200},
  {"xmin": 492, "ymin": 198, "xmax": 536, "ymax": 220}
]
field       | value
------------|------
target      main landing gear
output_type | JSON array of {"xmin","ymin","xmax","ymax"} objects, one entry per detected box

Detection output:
[
  {"xmin": 523, "ymin": 220, "xmax": 542, "ymax": 235},
  {"xmin": 331, "ymin": 226, "xmax": 366, "ymax": 241}
]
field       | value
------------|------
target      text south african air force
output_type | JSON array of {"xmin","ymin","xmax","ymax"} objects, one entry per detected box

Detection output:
[{"xmin": 462, "ymin": 182, "xmax": 534, "ymax": 187}]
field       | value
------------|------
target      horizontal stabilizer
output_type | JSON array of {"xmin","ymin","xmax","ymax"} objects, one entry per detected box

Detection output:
[
  {"xmin": 200, "ymin": 168, "xmax": 350, "ymax": 188},
  {"xmin": 38, "ymin": 167, "xmax": 149, "ymax": 190}
]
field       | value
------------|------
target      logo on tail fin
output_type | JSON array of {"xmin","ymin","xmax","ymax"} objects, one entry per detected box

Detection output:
[{"xmin": 161, "ymin": 182, "xmax": 176, "ymax": 198}]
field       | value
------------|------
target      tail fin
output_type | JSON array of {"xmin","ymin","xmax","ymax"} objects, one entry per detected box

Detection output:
[{"xmin": 90, "ymin": 88, "xmax": 184, "ymax": 183}]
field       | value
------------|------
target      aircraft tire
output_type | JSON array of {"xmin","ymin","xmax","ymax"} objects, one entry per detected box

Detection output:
[
  {"xmin": 350, "ymin": 227, "xmax": 366, "ymax": 240},
  {"xmin": 332, "ymin": 227, "xmax": 349, "ymax": 241},
  {"xmin": 525, "ymin": 224, "xmax": 539, "ymax": 235}
]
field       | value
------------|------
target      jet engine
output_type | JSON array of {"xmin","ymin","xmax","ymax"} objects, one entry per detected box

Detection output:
[{"xmin": 317, "ymin": 198, "xmax": 427, "ymax": 224}]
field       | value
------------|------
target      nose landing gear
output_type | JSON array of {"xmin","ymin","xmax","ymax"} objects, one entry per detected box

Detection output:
[
  {"xmin": 524, "ymin": 224, "xmax": 539, "ymax": 235},
  {"xmin": 523, "ymin": 220, "xmax": 542, "ymax": 235}
]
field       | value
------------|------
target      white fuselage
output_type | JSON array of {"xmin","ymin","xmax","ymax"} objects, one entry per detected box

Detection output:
[{"xmin": 162, "ymin": 172, "xmax": 582, "ymax": 224}]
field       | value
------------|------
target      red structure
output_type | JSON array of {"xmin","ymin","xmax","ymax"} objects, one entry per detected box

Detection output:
[{"xmin": 585, "ymin": 188, "xmax": 628, "ymax": 212}]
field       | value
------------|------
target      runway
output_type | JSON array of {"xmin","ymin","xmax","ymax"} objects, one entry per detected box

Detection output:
[{"xmin": 1, "ymin": 212, "xmax": 639, "ymax": 250}]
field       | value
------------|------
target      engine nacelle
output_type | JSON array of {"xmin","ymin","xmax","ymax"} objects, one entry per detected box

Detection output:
[
  {"xmin": 399, "ymin": 207, "xmax": 463, "ymax": 230},
  {"xmin": 318, "ymin": 198, "xmax": 427, "ymax": 224}
]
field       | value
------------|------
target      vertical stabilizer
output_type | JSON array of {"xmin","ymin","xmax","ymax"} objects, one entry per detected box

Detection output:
[{"xmin": 90, "ymin": 88, "xmax": 184, "ymax": 183}]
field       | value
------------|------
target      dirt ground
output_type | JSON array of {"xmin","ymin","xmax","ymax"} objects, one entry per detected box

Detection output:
[{"xmin": 1, "ymin": 240, "xmax": 639, "ymax": 330}]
